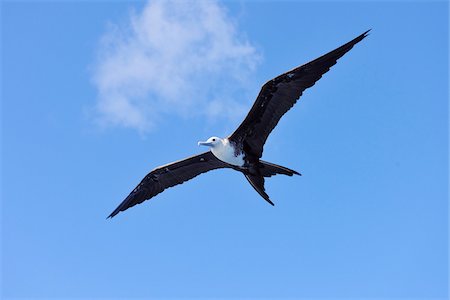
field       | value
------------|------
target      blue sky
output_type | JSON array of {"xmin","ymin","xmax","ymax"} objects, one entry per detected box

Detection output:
[{"xmin": 1, "ymin": 1, "xmax": 448, "ymax": 299}]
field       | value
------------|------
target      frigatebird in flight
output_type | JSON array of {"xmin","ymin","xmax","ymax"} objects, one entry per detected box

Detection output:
[{"xmin": 108, "ymin": 30, "xmax": 370, "ymax": 218}]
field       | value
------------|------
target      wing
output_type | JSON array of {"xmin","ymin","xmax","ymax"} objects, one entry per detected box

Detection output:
[
  {"xmin": 108, "ymin": 151, "xmax": 228, "ymax": 218},
  {"xmin": 229, "ymin": 30, "xmax": 370, "ymax": 158}
]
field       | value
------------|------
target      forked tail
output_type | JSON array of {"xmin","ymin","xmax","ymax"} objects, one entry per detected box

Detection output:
[
  {"xmin": 259, "ymin": 160, "xmax": 301, "ymax": 177},
  {"xmin": 243, "ymin": 161, "xmax": 300, "ymax": 206},
  {"xmin": 244, "ymin": 174, "xmax": 274, "ymax": 206}
]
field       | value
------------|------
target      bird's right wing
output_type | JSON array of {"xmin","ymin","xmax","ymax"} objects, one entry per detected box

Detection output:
[
  {"xmin": 229, "ymin": 30, "xmax": 370, "ymax": 158},
  {"xmin": 108, "ymin": 151, "xmax": 228, "ymax": 218}
]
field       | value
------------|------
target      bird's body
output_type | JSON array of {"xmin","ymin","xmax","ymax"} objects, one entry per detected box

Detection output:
[
  {"xmin": 108, "ymin": 30, "xmax": 370, "ymax": 218},
  {"xmin": 204, "ymin": 137, "xmax": 245, "ymax": 167}
]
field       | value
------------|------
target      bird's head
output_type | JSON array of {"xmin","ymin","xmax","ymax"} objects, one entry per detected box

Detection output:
[{"xmin": 198, "ymin": 136, "xmax": 223, "ymax": 148}]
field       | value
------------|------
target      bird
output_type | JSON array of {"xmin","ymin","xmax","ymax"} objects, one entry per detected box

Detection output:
[{"xmin": 108, "ymin": 30, "xmax": 370, "ymax": 218}]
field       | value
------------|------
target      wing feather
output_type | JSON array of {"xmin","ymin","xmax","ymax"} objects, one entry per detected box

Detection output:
[
  {"xmin": 230, "ymin": 30, "xmax": 370, "ymax": 157},
  {"xmin": 108, "ymin": 151, "xmax": 228, "ymax": 218}
]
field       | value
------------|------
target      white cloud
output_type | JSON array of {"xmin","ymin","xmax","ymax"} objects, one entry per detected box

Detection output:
[{"xmin": 92, "ymin": 0, "xmax": 261, "ymax": 133}]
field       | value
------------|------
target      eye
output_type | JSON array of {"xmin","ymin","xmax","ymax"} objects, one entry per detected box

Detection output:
[{"xmin": 212, "ymin": 138, "xmax": 216, "ymax": 142}]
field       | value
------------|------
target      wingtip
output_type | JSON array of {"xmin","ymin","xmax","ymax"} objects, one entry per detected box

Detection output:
[
  {"xmin": 359, "ymin": 29, "xmax": 371, "ymax": 40},
  {"xmin": 106, "ymin": 210, "xmax": 118, "ymax": 219},
  {"xmin": 346, "ymin": 29, "xmax": 371, "ymax": 48}
]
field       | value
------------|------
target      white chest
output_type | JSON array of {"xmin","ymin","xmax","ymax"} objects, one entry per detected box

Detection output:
[{"xmin": 211, "ymin": 139, "xmax": 245, "ymax": 167}]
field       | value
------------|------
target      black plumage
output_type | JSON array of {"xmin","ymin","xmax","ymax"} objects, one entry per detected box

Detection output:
[
  {"xmin": 108, "ymin": 30, "xmax": 369, "ymax": 218},
  {"xmin": 108, "ymin": 152, "xmax": 226, "ymax": 218},
  {"xmin": 229, "ymin": 30, "xmax": 370, "ymax": 158}
]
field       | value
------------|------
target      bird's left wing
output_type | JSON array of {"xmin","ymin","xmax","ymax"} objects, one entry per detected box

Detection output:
[
  {"xmin": 108, "ymin": 151, "xmax": 228, "ymax": 218},
  {"xmin": 229, "ymin": 30, "xmax": 370, "ymax": 158}
]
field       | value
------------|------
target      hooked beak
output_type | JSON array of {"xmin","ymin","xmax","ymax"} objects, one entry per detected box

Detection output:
[{"xmin": 198, "ymin": 141, "xmax": 213, "ymax": 147}]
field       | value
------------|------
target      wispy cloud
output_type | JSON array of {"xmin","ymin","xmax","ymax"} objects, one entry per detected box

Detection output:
[{"xmin": 91, "ymin": 0, "xmax": 261, "ymax": 133}]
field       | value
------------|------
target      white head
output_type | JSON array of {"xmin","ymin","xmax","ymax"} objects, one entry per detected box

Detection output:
[{"xmin": 198, "ymin": 136, "xmax": 223, "ymax": 148}]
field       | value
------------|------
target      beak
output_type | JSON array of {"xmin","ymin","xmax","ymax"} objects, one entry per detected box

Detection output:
[{"xmin": 198, "ymin": 141, "xmax": 212, "ymax": 147}]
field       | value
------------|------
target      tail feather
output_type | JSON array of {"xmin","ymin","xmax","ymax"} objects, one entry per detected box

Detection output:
[
  {"xmin": 244, "ymin": 174, "xmax": 274, "ymax": 206},
  {"xmin": 259, "ymin": 160, "xmax": 301, "ymax": 177}
]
